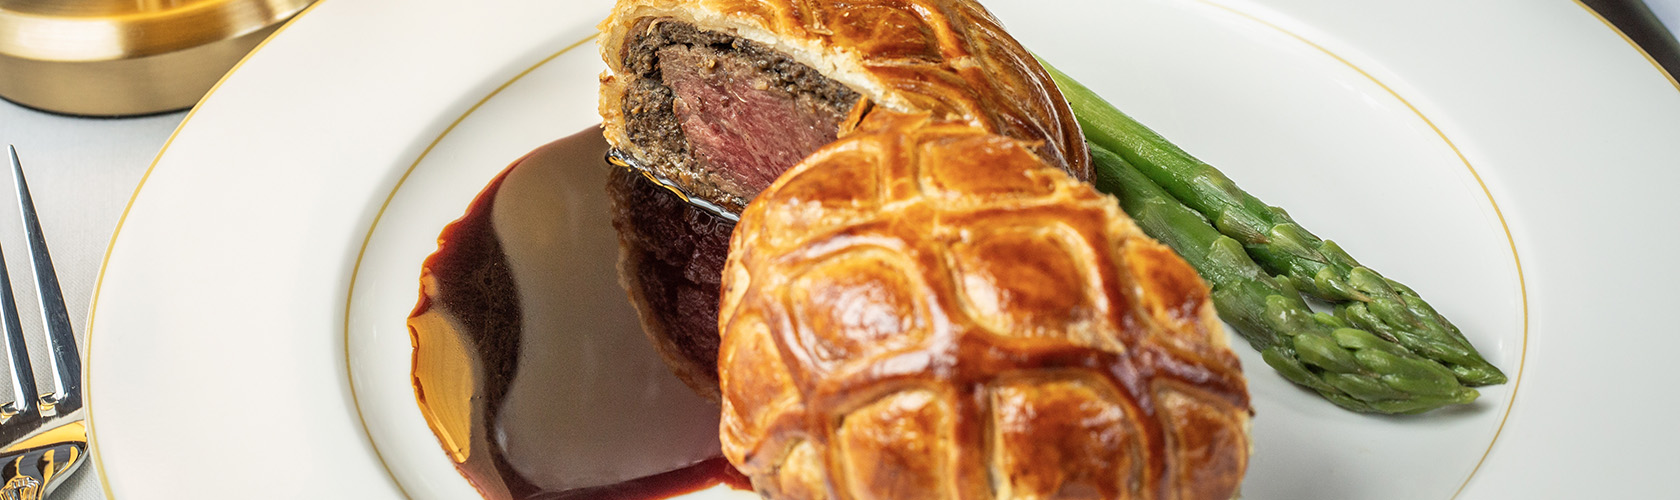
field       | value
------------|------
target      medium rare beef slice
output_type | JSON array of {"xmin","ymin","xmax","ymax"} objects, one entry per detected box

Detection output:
[
  {"xmin": 621, "ymin": 18, "xmax": 861, "ymax": 211},
  {"xmin": 659, "ymin": 44, "xmax": 852, "ymax": 202}
]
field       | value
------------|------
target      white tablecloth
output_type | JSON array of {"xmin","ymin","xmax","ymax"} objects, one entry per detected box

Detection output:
[
  {"xmin": 0, "ymin": 104, "xmax": 181, "ymax": 500},
  {"xmin": 0, "ymin": 0, "xmax": 1674, "ymax": 497}
]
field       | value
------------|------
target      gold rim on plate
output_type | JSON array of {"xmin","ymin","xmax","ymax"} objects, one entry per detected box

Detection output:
[{"xmin": 1185, "ymin": 5, "xmax": 1531, "ymax": 497}]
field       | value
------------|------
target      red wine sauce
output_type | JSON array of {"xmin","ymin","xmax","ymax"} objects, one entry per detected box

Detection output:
[{"xmin": 408, "ymin": 126, "xmax": 750, "ymax": 500}]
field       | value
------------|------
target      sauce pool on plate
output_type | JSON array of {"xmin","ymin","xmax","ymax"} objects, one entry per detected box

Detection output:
[{"xmin": 407, "ymin": 126, "xmax": 750, "ymax": 499}]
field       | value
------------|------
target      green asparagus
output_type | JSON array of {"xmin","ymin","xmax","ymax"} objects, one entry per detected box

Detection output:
[
  {"xmin": 1043, "ymin": 59, "xmax": 1506, "ymax": 386},
  {"xmin": 1093, "ymin": 145, "xmax": 1477, "ymax": 414}
]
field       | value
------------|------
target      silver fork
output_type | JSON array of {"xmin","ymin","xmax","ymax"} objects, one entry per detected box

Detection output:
[{"xmin": 0, "ymin": 146, "xmax": 87, "ymax": 499}]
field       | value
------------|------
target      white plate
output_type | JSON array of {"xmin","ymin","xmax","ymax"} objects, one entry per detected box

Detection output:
[{"xmin": 83, "ymin": 0, "xmax": 1680, "ymax": 498}]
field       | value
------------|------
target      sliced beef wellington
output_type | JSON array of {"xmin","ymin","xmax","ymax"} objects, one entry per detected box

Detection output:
[
  {"xmin": 597, "ymin": 0, "xmax": 1089, "ymax": 213},
  {"xmin": 597, "ymin": 0, "xmax": 1089, "ymax": 404}
]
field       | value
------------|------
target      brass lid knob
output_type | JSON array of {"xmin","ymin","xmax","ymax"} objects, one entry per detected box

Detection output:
[{"xmin": 0, "ymin": 0, "xmax": 314, "ymax": 116}]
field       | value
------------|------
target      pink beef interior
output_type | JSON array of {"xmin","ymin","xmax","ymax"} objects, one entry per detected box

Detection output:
[{"xmin": 657, "ymin": 44, "xmax": 851, "ymax": 199}]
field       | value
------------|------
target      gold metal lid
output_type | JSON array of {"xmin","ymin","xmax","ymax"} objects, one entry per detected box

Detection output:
[{"xmin": 0, "ymin": 0, "xmax": 314, "ymax": 116}]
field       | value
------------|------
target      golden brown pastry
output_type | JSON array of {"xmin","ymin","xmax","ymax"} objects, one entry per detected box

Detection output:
[
  {"xmin": 599, "ymin": 0, "xmax": 1089, "ymax": 404},
  {"xmin": 596, "ymin": 0, "xmax": 1088, "ymax": 213},
  {"xmin": 717, "ymin": 111, "xmax": 1251, "ymax": 500}
]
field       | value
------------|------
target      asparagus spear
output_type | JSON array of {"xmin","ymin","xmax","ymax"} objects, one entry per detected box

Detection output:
[
  {"xmin": 1041, "ymin": 59, "xmax": 1506, "ymax": 386},
  {"xmin": 1094, "ymin": 145, "xmax": 1477, "ymax": 414}
]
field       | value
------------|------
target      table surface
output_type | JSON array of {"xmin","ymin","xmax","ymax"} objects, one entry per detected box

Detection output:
[{"xmin": 1, "ymin": 0, "xmax": 1674, "ymax": 498}]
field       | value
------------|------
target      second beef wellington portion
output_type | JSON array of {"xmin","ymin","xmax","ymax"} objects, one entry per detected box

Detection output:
[
  {"xmin": 597, "ymin": 0, "xmax": 1089, "ymax": 213},
  {"xmin": 717, "ymin": 110, "xmax": 1251, "ymax": 500}
]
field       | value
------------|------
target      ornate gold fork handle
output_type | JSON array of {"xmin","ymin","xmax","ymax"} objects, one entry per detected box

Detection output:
[{"xmin": 0, "ymin": 421, "xmax": 85, "ymax": 500}]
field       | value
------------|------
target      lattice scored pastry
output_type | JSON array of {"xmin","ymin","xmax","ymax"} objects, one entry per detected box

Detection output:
[
  {"xmin": 717, "ymin": 111, "xmax": 1252, "ymax": 500},
  {"xmin": 597, "ymin": 0, "xmax": 1090, "ymax": 403}
]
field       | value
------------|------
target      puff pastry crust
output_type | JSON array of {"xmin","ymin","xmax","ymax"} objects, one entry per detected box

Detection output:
[
  {"xmin": 596, "ymin": 0, "xmax": 1089, "ymax": 184},
  {"xmin": 717, "ymin": 112, "xmax": 1251, "ymax": 500}
]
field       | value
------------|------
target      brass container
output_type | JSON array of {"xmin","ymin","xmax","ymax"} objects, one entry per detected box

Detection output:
[{"xmin": 0, "ymin": 0, "xmax": 314, "ymax": 116}]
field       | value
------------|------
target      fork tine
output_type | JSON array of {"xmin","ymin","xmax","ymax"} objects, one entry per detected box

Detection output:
[
  {"xmin": 0, "ymin": 242, "xmax": 36, "ymax": 417},
  {"xmin": 7, "ymin": 146, "xmax": 77, "ymax": 415}
]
